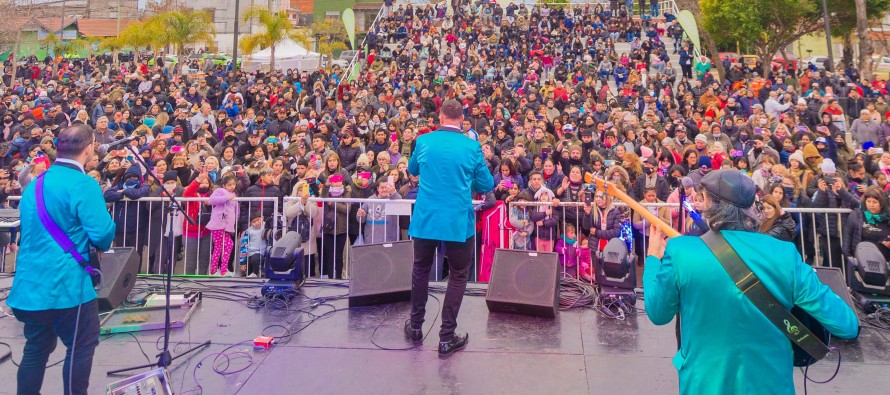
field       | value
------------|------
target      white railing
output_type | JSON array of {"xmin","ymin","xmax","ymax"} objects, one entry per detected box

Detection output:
[
  {"xmin": 338, "ymin": 4, "xmax": 389, "ymax": 89},
  {"xmin": 0, "ymin": 193, "xmax": 860, "ymax": 281}
]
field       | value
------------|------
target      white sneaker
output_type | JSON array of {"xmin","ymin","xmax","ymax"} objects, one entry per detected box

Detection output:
[{"xmin": 247, "ymin": 273, "xmax": 257, "ymax": 278}]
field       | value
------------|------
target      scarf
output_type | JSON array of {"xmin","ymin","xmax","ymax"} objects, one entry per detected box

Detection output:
[
  {"xmin": 561, "ymin": 235, "xmax": 576, "ymax": 245},
  {"xmin": 864, "ymin": 210, "xmax": 889, "ymax": 225}
]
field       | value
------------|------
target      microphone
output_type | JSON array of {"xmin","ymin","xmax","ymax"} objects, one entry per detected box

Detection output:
[{"xmin": 98, "ymin": 135, "xmax": 138, "ymax": 155}]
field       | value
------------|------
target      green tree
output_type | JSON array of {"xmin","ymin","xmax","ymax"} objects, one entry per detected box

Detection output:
[
  {"xmin": 239, "ymin": 6, "xmax": 310, "ymax": 72},
  {"xmin": 700, "ymin": 0, "xmax": 824, "ymax": 77},
  {"xmin": 310, "ymin": 19, "xmax": 349, "ymax": 69},
  {"xmin": 149, "ymin": 10, "xmax": 216, "ymax": 72}
]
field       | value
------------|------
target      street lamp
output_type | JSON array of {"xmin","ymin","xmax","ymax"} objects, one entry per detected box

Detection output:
[
  {"xmin": 821, "ymin": 0, "xmax": 835, "ymax": 71},
  {"xmin": 233, "ymin": 0, "xmax": 241, "ymax": 71}
]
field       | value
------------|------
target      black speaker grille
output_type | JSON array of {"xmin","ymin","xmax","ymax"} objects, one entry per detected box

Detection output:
[
  {"xmin": 349, "ymin": 241, "xmax": 413, "ymax": 298},
  {"xmin": 488, "ymin": 249, "xmax": 558, "ymax": 307}
]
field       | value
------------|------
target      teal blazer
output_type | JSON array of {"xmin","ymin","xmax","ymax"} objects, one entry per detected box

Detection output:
[
  {"xmin": 408, "ymin": 128, "xmax": 494, "ymax": 242},
  {"xmin": 8, "ymin": 164, "xmax": 116, "ymax": 311},
  {"xmin": 644, "ymin": 231, "xmax": 859, "ymax": 395}
]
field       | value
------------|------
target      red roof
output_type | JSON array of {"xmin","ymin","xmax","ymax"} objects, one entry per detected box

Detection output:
[{"xmin": 77, "ymin": 18, "xmax": 139, "ymax": 37}]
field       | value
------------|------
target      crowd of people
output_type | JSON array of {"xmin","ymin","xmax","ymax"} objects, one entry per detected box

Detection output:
[{"xmin": 1, "ymin": 0, "xmax": 889, "ymax": 280}]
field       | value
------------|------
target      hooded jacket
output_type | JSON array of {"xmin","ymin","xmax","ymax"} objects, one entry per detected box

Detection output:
[{"xmin": 103, "ymin": 165, "xmax": 150, "ymax": 233}]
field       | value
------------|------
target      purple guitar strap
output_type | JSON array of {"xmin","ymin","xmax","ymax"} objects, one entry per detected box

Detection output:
[{"xmin": 34, "ymin": 173, "xmax": 98, "ymax": 276}]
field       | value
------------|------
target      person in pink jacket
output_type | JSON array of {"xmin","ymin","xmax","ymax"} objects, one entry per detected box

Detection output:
[{"xmin": 206, "ymin": 174, "xmax": 240, "ymax": 275}]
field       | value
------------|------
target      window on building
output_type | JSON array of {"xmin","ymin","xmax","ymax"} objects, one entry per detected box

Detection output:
[{"xmin": 325, "ymin": 11, "xmax": 339, "ymax": 20}]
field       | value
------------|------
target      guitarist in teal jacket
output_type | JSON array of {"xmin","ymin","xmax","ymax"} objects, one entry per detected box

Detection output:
[
  {"xmin": 8, "ymin": 125, "xmax": 116, "ymax": 395},
  {"xmin": 405, "ymin": 99, "xmax": 494, "ymax": 356},
  {"xmin": 644, "ymin": 169, "xmax": 858, "ymax": 395}
]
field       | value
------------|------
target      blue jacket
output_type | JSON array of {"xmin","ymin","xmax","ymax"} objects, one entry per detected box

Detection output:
[
  {"xmin": 8, "ymin": 163, "xmax": 116, "ymax": 310},
  {"xmin": 408, "ymin": 128, "xmax": 494, "ymax": 242},
  {"xmin": 644, "ymin": 231, "xmax": 858, "ymax": 395}
]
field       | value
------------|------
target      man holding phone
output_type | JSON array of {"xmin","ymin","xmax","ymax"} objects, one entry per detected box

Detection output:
[{"xmin": 405, "ymin": 100, "xmax": 494, "ymax": 356}]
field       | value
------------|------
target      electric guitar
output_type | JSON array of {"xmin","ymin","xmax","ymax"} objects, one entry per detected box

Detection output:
[{"xmin": 592, "ymin": 177, "xmax": 830, "ymax": 367}]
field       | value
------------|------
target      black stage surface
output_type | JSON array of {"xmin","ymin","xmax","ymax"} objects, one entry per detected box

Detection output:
[{"xmin": 0, "ymin": 275, "xmax": 888, "ymax": 395}]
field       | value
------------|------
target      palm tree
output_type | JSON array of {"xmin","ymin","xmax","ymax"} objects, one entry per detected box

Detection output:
[
  {"xmin": 239, "ymin": 6, "xmax": 310, "ymax": 72},
  {"xmin": 150, "ymin": 10, "xmax": 216, "ymax": 73},
  {"xmin": 310, "ymin": 19, "xmax": 349, "ymax": 69},
  {"xmin": 99, "ymin": 36, "xmax": 127, "ymax": 68}
]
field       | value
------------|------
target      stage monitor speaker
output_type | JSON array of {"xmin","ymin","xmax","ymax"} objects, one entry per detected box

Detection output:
[
  {"xmin": 486, "ymin": 249, "xmax": 559, "ymax": 318},
  {"xmin": 814, "ymin": 266, "xmax": 860, "ymax": 326},
  {"xmin": 97, "ymin": 247, "xmax": 139, "ymax": 311},
  {"xmin": 349, "ymin": 241, "xmax": 413, "ymax": 307}
]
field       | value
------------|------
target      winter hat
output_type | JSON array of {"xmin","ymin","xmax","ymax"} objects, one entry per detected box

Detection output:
[
  {"xmin": 534, "ymin": 187, "xmax": 555, "ymax": 200},
  {"xmin": 820, "ymin": 159, "xmax": 836, "ymax": 175},
  {"xmin": 640, "ymin": 145, "xmax": 654, "ymax": 160},
  {"xmin": 788, "ymin": 150, "xmax": 805, "ymax": 165},
  {"xmin": 798, "ymin": 98, "xmax": 807, "ymax": 106},
  {"xmin": 695, "ymin": 134, "xmax": 708, "ymax": 143},
  {"xmin": 697, "ymin": 155, "xmax": 713, "ymax": 169},
  {"xmin": 163, "ymin": 170, "xmax": 180, "ymax": 185}
]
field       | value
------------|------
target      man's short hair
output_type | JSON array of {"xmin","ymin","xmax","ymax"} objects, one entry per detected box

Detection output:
[
  {"xmin": 56, "ymin": 125, "xmax": 94, "ymax": 158},
  {"xmin": 440, "ymin": 99, "xmax": 463, "ymax": 121}
]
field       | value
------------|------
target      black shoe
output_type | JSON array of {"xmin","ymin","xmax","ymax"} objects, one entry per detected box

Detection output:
[
  {"xmin": 438, "ymin": 333, "xmax": 468, "ymax": 356},
  {"xmin": 404, "ymin": 320, "xmax": 422, "ymax": 342}
]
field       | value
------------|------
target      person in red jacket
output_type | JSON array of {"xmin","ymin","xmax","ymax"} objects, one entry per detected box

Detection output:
[{"xmin": 182, "ymin": 170, "xmax": 213, "ymax": 274}]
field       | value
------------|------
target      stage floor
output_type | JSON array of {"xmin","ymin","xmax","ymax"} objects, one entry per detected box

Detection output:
[{"xmin": 0, "ymin": 276, "xmax": 888, "ymax": 395}]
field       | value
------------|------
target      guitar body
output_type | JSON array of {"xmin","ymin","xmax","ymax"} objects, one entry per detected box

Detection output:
[{"xmin": 791, "ymin": 306, "xmax": 830, "ymax": 367}]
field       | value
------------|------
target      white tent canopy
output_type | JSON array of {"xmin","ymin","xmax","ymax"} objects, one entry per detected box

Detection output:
[{"xmin": 242, "ymin": 39, "xmax": 322, "ymax": 72}]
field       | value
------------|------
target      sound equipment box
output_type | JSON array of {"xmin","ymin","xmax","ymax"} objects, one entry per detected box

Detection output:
[
  {"xmin": 97, "ymin": 247, "xmax": 140, "ymax": 311},
  {"xmin": 349, "ymin": 241, "xmax": 414, "ymax": 307},
  {"xmin": 814, "ymin": 266, "xmax": 860, "ymax": 326},
  {"xmin": 486, "ymin": 249, "xmax": 559, "ymax": 318}
]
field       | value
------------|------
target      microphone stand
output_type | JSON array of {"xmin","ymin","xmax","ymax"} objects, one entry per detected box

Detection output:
[{"xmin": 108, "ymin": 142, "xmax": 211, "ymax": 376}]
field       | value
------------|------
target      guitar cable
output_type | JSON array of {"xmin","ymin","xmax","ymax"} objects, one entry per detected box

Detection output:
[{"xmin": 800, "ymin": 335, "xmax": 841, "ymax": 395}]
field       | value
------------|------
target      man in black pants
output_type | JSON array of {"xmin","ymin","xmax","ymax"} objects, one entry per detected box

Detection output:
[
  {"xmin": 8, "ymin": 125, "xmax": 116, "ymax": 394},
  {"xmin": 405, "ymin": 99, "xmax": 494, "ymax": 356}
]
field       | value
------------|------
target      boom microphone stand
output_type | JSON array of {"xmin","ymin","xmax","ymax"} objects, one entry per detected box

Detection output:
[{"xmin": 108, "ymin": 142, "xmax": 211, "ymax": 375}]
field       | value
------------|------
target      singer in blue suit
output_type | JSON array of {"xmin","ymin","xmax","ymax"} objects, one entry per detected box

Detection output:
[
  {"xmin": 7, "ymin": 125, "xmax": 116, "ymax": 395},
  {"xmin": 405, "ymin": 99, "xmax": 494, "ymax": 356}
]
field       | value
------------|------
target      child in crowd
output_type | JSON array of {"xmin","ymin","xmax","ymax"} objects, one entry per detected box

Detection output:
[
  {"xmin": 555, "ymin": 223, "xmax": 592, "ymax": 280},
  {"xmin": 509, "ymin": 191, "xmax": 534, "ymax": 250},
  {"xmin": 530, "ymin": 187, "xmax": 558, "ymax": 252},
  {"xmin": 238, "ymin": 213, "xmax": 267, "ymax": 277},
  {"xmin": 357, "ymin": 179, "xmax": 402, "ymax": 244},
  {"xmin": 207, "ymin": 175, "xmax": 239, "ymax": 276}
]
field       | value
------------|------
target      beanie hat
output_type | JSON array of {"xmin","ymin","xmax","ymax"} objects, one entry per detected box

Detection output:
[
  {"xmin": 640, "ymin": 145, "xmax": 653, "ymax": 160},
  {"xmin": 788, "ymin": 150, "xmax": 805, "ymax": 165},
  {"xmin": 697, "ymin": 155, "xmax": 712, "ymax": 169},
  {"xmin": 820, "ymin": 159, "xmax": 836, "ymax": 175},
  {"xmin": 695, "ymin": 134, "xmax": 708, "ymax": 143}
]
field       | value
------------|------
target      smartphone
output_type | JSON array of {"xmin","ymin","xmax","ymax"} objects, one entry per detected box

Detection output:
[
  {"xmin": 232, "ymin": 165, "xmax": 242, "ymax": 172},
  {"xmin": 584, "ymin": 191, "xmax": 592, "ymax": 205},
  {"xmin": 824, "ymin": 177, "xmax": 836, "ymax": 185},
  {"xmin": 541, "ymin": 147, "xmax": 552, "ymax": 156},
  {"xmin": 387, "ymin": 175, "xmax": 395, "ymax": 185},
  {"xmin": 306, "ymin": 177, "xmax": 317, "ymax": 184},
  {"xmin": 604, "ymin": 159, "xmax": 615, "ymax": 167},
  {"xmin": 504, "ymin": 180, "xmax": 514, "ymax": 189},
  {"xmin": 359, "ymin": 171, "xmax": 371, "ymax": 179},
  {"xmin": 754, "ymin": 128, "xmax": 763, "ymax": 134},
  {"xmin": 876, "ymin": 148, "xmax": 885, "ymax": 154},
  {"xmin": 390, "ymin": 133, "xmax": 398, "ymax": 142},
  {"xmin": 171, "ymin": 146, "xmax": 183, "ymax": 153}
]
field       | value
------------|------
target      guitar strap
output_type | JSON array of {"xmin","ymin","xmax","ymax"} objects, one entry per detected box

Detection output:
[
  {"xmin": 700, "ymin": 230, "xmax": 829, "ymax": 362},
  {"xmin": 35, "ymin": 173, "xmax": 100, "ymax": 278}
]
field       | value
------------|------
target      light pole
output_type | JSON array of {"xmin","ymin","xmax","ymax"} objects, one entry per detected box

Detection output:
[
  {"xmin": 232, "ymin": 0, "xmax": 240, "ymax": 70},
  {"xmin": 821, "ymin": 0, "xmax": 835, "ymax": 71}
]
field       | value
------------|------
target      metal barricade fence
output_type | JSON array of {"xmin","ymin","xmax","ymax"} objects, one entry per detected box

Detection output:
[
  {"xmin": 107, "ymin": 197, "xmax": 279, "ymax": 277},
  {"xmin": 0, "ymin": 195, "xmax": 856, "ymax": 281},
  {"xmin": 285, "ymin": 196, "xmax": 482, "ymax": 282}
]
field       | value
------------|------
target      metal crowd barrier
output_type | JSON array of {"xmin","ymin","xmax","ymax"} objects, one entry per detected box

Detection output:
[
  {"xmin": 0, "ymin": 195, "xmax": 857, "ymax": 282},
  {"xmin": 287, "ymin": 196, "xmax": 480, "ymax": 282}
]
